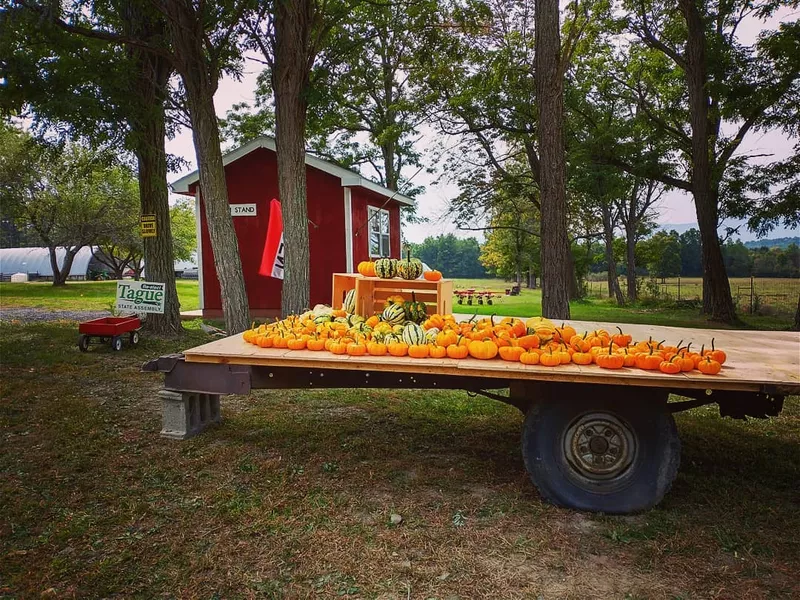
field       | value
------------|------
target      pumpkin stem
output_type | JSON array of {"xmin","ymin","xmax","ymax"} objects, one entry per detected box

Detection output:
[
  {"xmin": 685, "ymin": 342, "xmax": 691, "ymax": 354},
  {"xmin": 616, "ymin": 326, "xmax": 624, "ymax": 335},
  {"xmin": 700, "ymin": 344, "xmax": 705, "ymax": 356},
  {"xmin": 676, "ymin": 339, "xmax": 683, "ymax": 350},
  {"xmin": 608, "ymin": 344, "xmax": 613, "ymax": 356},
  {"xmin": 711, "ymin": 337, "xmax": 716, "ymax": 351}
]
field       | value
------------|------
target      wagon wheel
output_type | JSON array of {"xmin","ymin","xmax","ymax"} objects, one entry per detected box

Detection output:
[
  {"xmin": 111, "ymin": 336, "xmax": 124, "ymax": 351},
  {"xmin": 130, "ymin": 331, "xmax": 140, "ymax": 346},
  {"xmin": 521, "ymin": 385, "xmax": 680, "ymax": 514},
  {"xmin": 78, "ymin": 334, "xmax": 90, "ymax": 352}
]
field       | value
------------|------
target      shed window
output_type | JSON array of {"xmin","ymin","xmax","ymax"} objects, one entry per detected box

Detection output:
[{"xmin": 368, "ymin": 206, "xmax": 390, "ymax": 258}]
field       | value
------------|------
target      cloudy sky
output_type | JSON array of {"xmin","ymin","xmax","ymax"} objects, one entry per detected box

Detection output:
[{"xmin": 166, "ymin": 6, "xmax": 799, "ymax": 244}]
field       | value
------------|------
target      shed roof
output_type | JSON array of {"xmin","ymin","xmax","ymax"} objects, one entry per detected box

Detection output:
[
  {"xmin": 170, "ymin": 136, "xmax": 415, "ymax": 206},
  {"xmin": 0, "ymin": 246, "xmax": 97, "ymax": 277}
]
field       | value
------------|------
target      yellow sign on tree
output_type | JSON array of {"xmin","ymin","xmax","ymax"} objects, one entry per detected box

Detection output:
[{"xmin": 140, "ymin": 214, "xmax": 156, "ymax": 238}]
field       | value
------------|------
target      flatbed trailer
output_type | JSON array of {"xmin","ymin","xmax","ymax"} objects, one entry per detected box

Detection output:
[{"xmin": 143, "ymin": 320, "xmax": 800, "ymax": 514}]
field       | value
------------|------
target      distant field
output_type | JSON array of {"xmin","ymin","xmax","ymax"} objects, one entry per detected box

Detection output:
[
  {"xmin": 450, "ymin": 277, "xmax": 798, "ymax": 330},
  {"xmin": 584, "ymin": 277, "xmax": 800, "ymax": 315},
  {"xmin": 0, "ymin": 280, "xmax": 201, "ymax": 311}
]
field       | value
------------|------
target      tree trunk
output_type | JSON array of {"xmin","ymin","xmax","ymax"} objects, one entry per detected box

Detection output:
[
  {"xmin": 50, "ymin": 246, "xmax": 78, "ymax": 286},
  {"xmin": 793, "ymin": 293, "xmax": 799, "ymax": 331},
  {"xmin": 680, "ymin": 0, "xmax": 736, "ymax": 323},
  {"xmin": 273, "ymin": 0, "xmax": 314, "ymax": 316},
  {"xmin": 131, "ymin": 46, "xmax": 183, "ymax": 336},
  {"xmin": 535, "ymin": 0, "xmax": 570, "ymax": 319},
  {"xmin": 625, "ymin": 223, "xmax": 637, "ymax": 302},
  {"xmin": 162, "ymin": 2, "xmax": 250, "ymax": 333},
  {"xmin": 602, "ymin": 206, "xmax": 624, "ymax": 305}
]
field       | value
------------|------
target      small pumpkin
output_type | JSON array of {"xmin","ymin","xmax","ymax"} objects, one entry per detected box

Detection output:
[
  {"xmin": 539, "ymin": 349, "xmax": 562, "ymax": 367},
  {"xmin": 287, "ymin": 337, "xmax": 307, "ymax": 350},
  {"xmin": 697, "ymin": 355, "xmax": 722, "ymax": 375},
  {"xmin": 611, "ymin": 326, "xmax": 632, "ymax": 348},
  {"xmin": 423, "ymin": 269, "xmax": 442, "ymax": 281},
  {"xmin": 659, "ymin": 355, "xmax": 682, "ymax": 374},
  {"xmin": 519, "ymin": 349, "xmax": 540, "ymax": 365},
  {"xmin": 429, "ymin": 344, "xmax": 448, "ymax": 358},
  {"xmin": 468, "ymin": 338, "xmax": 498, "ymax": 360},
  {"xmin": 571, "ymin": 351, "xmax": 593, "ymax": 365},
  {"xmin": 357, "ymin": 260, "xmax": 376, "ymax": 277},
  {"xmin": 704, "ymin": 338, "xmax": 727, "ymax": 365},
  {"xmin": 635, "ymin": 347, "xmax": 663, "ymax": 370},
  {"xmin": 596, "ymin": 345, "xmax": 625, "ymax": 369},
  {"xmin": 347, "ymin": 341, "xmax": 367, "ymax": 356},
  {"xmin": 498, "ymin": 345, "xmax": 525, "ymax": 362},
  {"xmin": 387, "ymin": 340, "xmax": 409, "ymax": 357},
  {"xmin": 408, "ymin": 343, "xmax": 430, "ymax": 358},
  {"xmin": 446, "ymin": 342, "xmax": 469, "ymax": 359},
  {"xmin": 307, "ymin": 336, "xmax": 326, "ymax": 351}
]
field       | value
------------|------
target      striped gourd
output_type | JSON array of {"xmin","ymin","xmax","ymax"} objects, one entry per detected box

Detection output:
[
  {"xmin": 383, "ymin": 333, "xmax": 401, "ymax": 345},
  {"xmin": 374, "ymin": 258, "xmax": 397, "ymax": 279},
  {"xmin": 425, "ymin": 327, "xmax": 440, "ymax": 343},
  {"xmin": 397, "ymin": 248, "xmax": 424, "ymax": 280},
  {"xmin": 314, "ymin": 315, "xmax": 333, "ymax": 324},
  {"xmin": 401, "ymin": 322, "xmax": 426, "ymax": 346},
  {"xmin": 382, "ymin": 303, "xmax": 406, "ymax": 325},
  {"xmin": 343, "ymin": 289, "xmax": 356, "ymax": 314}
]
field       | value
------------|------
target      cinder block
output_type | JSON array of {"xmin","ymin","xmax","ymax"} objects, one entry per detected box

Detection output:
[{"xmin": 160, "ymin": 390, "xmax": 221, "ymax": 440}]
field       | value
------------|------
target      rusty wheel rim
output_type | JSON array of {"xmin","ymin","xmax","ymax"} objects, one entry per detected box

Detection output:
[{"xmin": 564, "ymin": 413, "xmax": 636, "ymax": 482}]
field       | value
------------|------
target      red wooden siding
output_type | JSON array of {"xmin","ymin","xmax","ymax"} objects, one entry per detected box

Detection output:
[
  {"xmin": 350, "ymin": 186, "xmax": 402, "ymax": 265},
  {"xmin": 195, "ymin": 148, "xmax": 347, "ymax": 313}
]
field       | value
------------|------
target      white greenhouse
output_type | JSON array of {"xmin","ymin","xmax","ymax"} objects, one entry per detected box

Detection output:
[{"xmin": 0, "ymin": 247, "xmax": 109, "ymax": 281}]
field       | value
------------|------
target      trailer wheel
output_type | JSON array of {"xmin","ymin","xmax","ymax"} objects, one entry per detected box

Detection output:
[
  {"xmin": 78, "ymin": 334, "xmax": 90, "ymax": 352},
  {"xmin": 130, "ymin": 331, "xmax": 140, "ymax": 346},
  {"xmin": 111, "ymin": 336, "xmax": 123, "ymax": 351},
  {"xmin": 521, "ymin": 390, "xmax": 680, "ymax": 514}
]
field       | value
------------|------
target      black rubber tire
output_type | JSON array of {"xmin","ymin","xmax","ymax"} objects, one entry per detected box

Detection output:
[
  {"xmin": 111, "ymin": 336, "xmax": 123, "ymax": 351},
  {"xmin": 78, "ymin": 334, "xmax": 90, "ymax": 352},
  {"xmin": 521, "ymin": 389, "xmax": 680, "ymax": 514},
  {"xmin": 130, "ymin": 331, "xmax": 140, "ymax": 346}
]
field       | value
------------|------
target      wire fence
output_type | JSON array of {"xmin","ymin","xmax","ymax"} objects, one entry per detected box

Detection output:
[{"xmin": 585, "ymin": 276, "xmax": 800, "ymax": 317}]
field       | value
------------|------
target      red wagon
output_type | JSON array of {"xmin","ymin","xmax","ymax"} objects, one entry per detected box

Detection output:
[{"xmin": 78, "ymin": 316, "xmax": 141, "ymax": 352}]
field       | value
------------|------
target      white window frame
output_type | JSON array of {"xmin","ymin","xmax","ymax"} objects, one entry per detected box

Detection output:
[{"xmin": 368, "ymin": 206, "xmax": 391, "ymax": 258}]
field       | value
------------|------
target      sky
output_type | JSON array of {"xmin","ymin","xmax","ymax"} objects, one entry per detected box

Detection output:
[{"xmin": 166, "ymin": 7, "xmax": 799, "ymax": 245}]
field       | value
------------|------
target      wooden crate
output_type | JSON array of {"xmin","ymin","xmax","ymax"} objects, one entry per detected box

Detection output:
[{"xmin": 331, "ymin": 273, "xmax": 453, "ymax": 316}]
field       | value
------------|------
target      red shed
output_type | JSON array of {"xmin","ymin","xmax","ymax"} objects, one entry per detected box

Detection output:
[{"xmin": 171, "ymin": 136, "xmax": 413, "ymax": 319}]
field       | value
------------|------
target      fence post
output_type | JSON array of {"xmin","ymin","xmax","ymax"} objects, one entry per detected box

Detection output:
[
  {"xmin": 750, "ymin": 275, "xmax": 755, "ymax": 315},
  {"xmin": 677, "ymin": 276, "xmax": 681, "ymax": 301}
]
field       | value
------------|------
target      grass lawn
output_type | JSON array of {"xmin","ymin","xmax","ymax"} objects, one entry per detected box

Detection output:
[
  {"xmin": 451, "ymin": 278, "xmax": 796, "ymax": 330},
  {"xmin": 0, "ymin": 279, "xmax": 201, "ymax": 312},
  {"xmin": 1, "ymin": 319, "xmax": 799, "ymax": 597}
]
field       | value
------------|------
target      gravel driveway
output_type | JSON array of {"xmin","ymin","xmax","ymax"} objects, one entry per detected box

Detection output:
[{"xmin": 0, "ymin": 308, "xmax": 112, "ymax": 323}]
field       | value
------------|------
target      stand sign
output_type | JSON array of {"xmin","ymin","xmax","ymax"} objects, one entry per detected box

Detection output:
[{"xmin": 116, "ymin": 281, "xmax": 166, "ymax": 314}]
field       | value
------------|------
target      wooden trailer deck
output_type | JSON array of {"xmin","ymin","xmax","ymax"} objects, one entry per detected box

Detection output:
[{"xmin": 184, "ymin": 320, "xmax": 800, "ymax": 395}]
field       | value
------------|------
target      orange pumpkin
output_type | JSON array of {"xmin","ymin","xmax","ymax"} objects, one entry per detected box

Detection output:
[
  {"xmin": 539, "ymin": 349, "xmax": 562, "ymax": 367},
  {"xmin": 366, "ymin": 341, "xmax": 386, "ymax": 356},
  {"xmin": 518, "ymin": 334, "xmax": 541, "ymax": 350},
  {"xmin": 423, "ymin": 269, "xmax": 442, "ymax": 281},
  {"xmin": 611, "ymin": 326, "xmax": 632, "ymax": 348},
  {"xmin": 329, "ymin": 340, "xmax": 349, "ymax": 355},
  {"xmin": 697, "ymin": 356, "xmax": 721, "ymax": 375},
  {"xmin": 704, "ymin": 338, "xmax": 727, "ymax": 365},
  {"xmin": 572, "ymin": 351, "xmax": 593, "ymax": 365},
  {"xmin": 307, "ymin": 337, "xmax": 326, "ymax": 351},
  {"xmin": 347, "ymin": 341, "xmax": 367, "ymax": 356},
  {"xmin": 498, "ymin": 345, "xmax": 524, "ymax": 362},
  {"xmin": 357, "ymin": 261, "xmax": 376, "ymax": 277},
  {"xmin": 635, "ymin": 349, "xmax": 662, "ymax": 370},
  {"xmin": 659, "ymin": 356, "xmax": 682, "ymax": 374},
  {"xmin": 596, "ymin": 345, "xmax": 625, "ymax": 369},
  {"xmin": 446, "ymin": 343, "xmax": 469, "ymax": 359},
  {"xmin": 387, "ymin": 341, "xmax": 409, "ymax": 357},
  {"xmin": 428, "ymin": 344, "xmax": 448, "ymax": 358},
  {"xmin": 408, "ymin": 344, "xmax": 430, "ymax": 358},
  {"xmin": 468, "ymin": 339, "xmax": 498, "ymax": 360},
  {"xmin": 287, "ymin": 337, "xmax": 307, "ymax": 350},
  {"xmin": 519, "ymin": 349, "xmax": 540, "ymax": 365}
]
